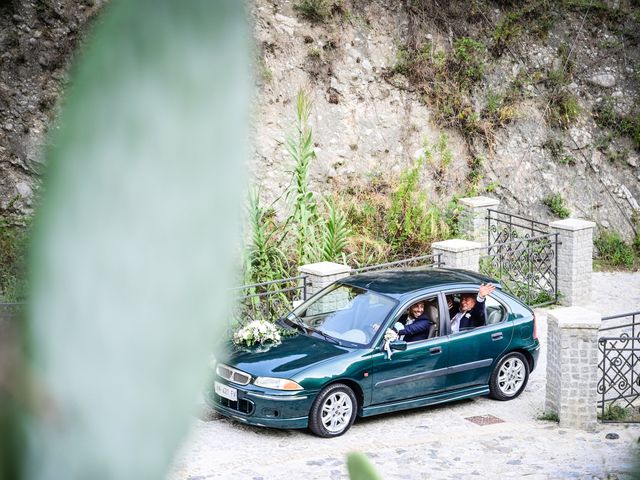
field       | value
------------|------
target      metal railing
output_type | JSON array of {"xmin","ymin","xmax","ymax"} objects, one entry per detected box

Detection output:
[
  {"xmin": 487, "ymin": 209, "xmax": 550, "ymax": 246},
  {"xmin": 230, "ymin": 275, "xmax": 309, "ymax": 333},
  {"xmin": 350, "ymin": 253, "xmax": 443, "ymax": 275},
  {"xmin": 479, "ymin": 232, "xmax": 559, "ymax": 306},
  {"xmin": 598, "ymin": 311, "xmax": 640, "ymax": 423}
]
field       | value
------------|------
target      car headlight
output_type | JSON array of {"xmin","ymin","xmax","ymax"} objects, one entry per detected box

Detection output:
[
  {"xmin": 208, "ymin": 353, "xmax": 217, "ymax": 370},
  {"xmin": 254, "ymin": 376, "xmax": 303, "ymax": 391}
]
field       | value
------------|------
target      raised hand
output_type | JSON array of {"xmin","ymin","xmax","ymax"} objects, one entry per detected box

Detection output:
[{"xmin": 479, "ymin": 283, "xmax": 496, "ymax": 298}]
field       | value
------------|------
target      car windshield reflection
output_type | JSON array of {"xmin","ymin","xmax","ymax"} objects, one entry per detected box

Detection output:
[{"xmin": 288, "ymin": 283, "xmax": 397, "ymax": 346}]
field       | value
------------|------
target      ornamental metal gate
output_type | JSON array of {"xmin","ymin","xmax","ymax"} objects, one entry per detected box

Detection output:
[
  {"xmin": 598, "ymin": 311, "xmax": 640, "ymax": 423},
  {"xmin": 481, "ymin": 210, "xmax": 558, "ymax": 306}
]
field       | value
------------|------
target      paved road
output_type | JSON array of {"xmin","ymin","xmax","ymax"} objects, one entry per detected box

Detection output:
[{"xmin": 169, "ymin": 272, "xmax": 640, "ymax": 480}]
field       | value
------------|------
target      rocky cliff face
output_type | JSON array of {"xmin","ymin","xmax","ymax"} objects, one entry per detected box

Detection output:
[
  {"xmin": 0, "ymin": 0, "xmax": 102, "ymax": 214},
  {"xmin": 1, "ymin": 0, "xmax": 639, "ymax": 238},
  {"xmin": 252, "ymin": 0, "xmax": 640, "ymax": 238}
]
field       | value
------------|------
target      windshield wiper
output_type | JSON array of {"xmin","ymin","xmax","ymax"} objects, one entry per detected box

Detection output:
[
  {"xmin": 285, "ymin": 312, "xmax": 307, "ymax": 332},
  {"xmin": 307, "ymin": 327, "xmax": 340, "ymax": 345}
]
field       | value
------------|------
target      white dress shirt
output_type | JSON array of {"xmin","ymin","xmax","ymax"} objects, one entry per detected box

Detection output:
[{"xmin": 450, "ymin": 295, "xmax": 485, "ymax": 333}]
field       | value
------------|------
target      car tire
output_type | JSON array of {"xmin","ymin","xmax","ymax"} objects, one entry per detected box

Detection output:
[
  {"xmin": 308, "ymin": 383, "xmax": 357, "ymax": 438},
  {"xmin": 489, "ymin": 352, "xmax": 530, "ymax": 401}
]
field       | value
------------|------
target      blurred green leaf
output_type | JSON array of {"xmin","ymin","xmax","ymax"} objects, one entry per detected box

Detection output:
[
  {"xmin": 26, "ymin": 1, "xmax": 249, "ymax": 478},
  {"xmin": 347, "ymin": 452, "xmax": 383, "ymax": 480}
]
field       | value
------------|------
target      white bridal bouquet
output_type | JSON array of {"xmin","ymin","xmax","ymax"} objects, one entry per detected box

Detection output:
[
  {"xmin": 233, "ymin": 320, "xmax": 281, "ymax": 347},
  {"xmin": 383, "ymin": 328, "xmax": 398, "ymax": 359}
]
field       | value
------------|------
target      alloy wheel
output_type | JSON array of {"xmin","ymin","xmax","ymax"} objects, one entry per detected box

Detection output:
[
  {"xmin": 497, "ymin": 357, "xmax": 526, "ymax": 396},
  {"xmin": 320, "ymin": 392, "xmax": 354, "ymax": 433}
]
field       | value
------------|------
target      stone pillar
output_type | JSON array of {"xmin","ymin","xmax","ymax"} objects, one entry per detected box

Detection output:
[
  {"xmin": 431, "ymin": 239, "xmax": 481, "ymax": 272},
  {"xmin": 545, "ymin": 307, "xmax": 601, "ymax": 431},
  {"xmin": 458, "ymin": 196, "xmax": 500, "ymax": 245},
  {"xmin": 549, "ymin": 219, "xmax": 596, "ymax": 306},
  {"xmin": 298, "ymin": 261, "xmax": 352, "ymax": 299},
  {"xmin": 298, "ymin": 262, "xmax": 352, "ymax": 315}
]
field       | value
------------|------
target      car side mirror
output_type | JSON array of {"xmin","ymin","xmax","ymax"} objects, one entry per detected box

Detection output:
[{"xmin": 389, "ymin": 340, "xmax": 407, "ymax": 351}]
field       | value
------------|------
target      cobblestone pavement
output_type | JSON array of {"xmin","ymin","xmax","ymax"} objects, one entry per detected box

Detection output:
[{"xmin": 169, "ymin": 272, "xmax": 640, "ymax": 480}]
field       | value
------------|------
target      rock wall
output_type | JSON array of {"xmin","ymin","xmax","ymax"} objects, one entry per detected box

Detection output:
[
  {"xmin": 0, "ymin": 0, "xmax": 103, "ymax": 213},
  {"xmin": 252, "ymin": 0, "xmax": 640, "ymax": 238},
  {"xmin": 1, "ymin": 0, "xmax": 638, "ymax": 239}
]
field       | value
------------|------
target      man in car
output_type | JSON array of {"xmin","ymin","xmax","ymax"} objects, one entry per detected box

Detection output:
[
  {"xmin": 396, "ymin": 301, "xmax": 434, "ymax": 342},
  {"xmin": 449, "ymin": 283, "xmax": 496, "ymax": 333}
]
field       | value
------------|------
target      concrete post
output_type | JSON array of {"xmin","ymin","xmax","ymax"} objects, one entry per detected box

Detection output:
[
  {"xmin": 549, "ymin": 219, "xmax": 596, "ymax": 306},
  {"xmin": 458, "ymin": 196, "xmax": 500, "ymax": 245},
  {"xmin": 431, "ymin": 239, "xmax": 481, "ymax": 272},
  {"xmin": 545, "ymin": 306, "xmax": 601, "ymax": 431},
  {"xmin": 298, "ymin": 261, "xmax": 351, "ymax": 297},
  {"xmin": 298, "ymin": 262, "xmax": 352, "ymax": 315}
]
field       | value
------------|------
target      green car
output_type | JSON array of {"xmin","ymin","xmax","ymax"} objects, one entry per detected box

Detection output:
[{"xmin": 208, "ymin": 268, "xmax": 540, "ymax": 437}]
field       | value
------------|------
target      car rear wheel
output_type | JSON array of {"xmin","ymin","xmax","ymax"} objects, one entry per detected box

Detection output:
[
  {"xmin": 489, "ymin": 352, "xmax": 529, "ymax": 401},
  {"xmin": 309, "ymin": 383, "xmax": 357, "ymax": 438}
]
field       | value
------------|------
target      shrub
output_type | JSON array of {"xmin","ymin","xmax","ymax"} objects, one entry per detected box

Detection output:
[
  {"xmin": 543, "ymin": 193, "xmax": 570, "ymax": 219},
  {"xmin": 599, "ymin": 404, "xmax": 629, "ymax": 422},
  {"xmin": 390, "ymin": 38, "xmax": 488, "ymax": 142},
  {"xmin": 594, "ymin": 97, "xmax": 640, "ymax": 152},
  {"xmin": 543, "ymin": 137, "xmax": 576, "ymax": 165},
  {"xmin": 294, "ymin": 0, "xmax": 336, "ymax": 22},
  {"xmin": 594, "ymin": 231, "xmax": 636, "ymax": 270},
  {"xmin": 546, "ymin": 91, "xmax": 581, "ymax": 129},
  {"xmin": 537, "ymin": 411, "xmax": 559, "ymax": 422},
  {"xmin": 492, "ymin": 2, "xmax": 556, "ymax": 56},
  {"xmin": 0, "ymin": 215, "xmax": 30, "ymax": 302}
]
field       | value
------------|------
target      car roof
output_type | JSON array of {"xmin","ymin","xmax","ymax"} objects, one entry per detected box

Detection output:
[{"xmin": 340, "ymin": 267, "xmax": 500, "ymax": 298}]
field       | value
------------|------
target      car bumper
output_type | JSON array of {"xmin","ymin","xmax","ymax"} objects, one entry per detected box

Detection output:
[
  {"xmin": 206, "ymin": 381, "xmax": 315, "ymax": 430},
  {"xmin": 527, "ymin": 341, "xmax": 541, "ymax": 372}
]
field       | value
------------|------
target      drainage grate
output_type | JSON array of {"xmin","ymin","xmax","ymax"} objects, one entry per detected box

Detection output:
[{"xmin": 465, "ymin": 414, "xmax": 505, "ymax": 426}]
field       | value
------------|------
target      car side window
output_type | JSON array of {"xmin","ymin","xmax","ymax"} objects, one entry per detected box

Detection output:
[
  {"xmin": 446, "ymin": 290, "xmax": 487, "ymax": 333},
  {"xmin": 484, "ymin": 295, "xmax": 507, "ymax": 325},
  {"xmin": 393, "ymin": 296, "xmax": 440, "ymax": 342}
]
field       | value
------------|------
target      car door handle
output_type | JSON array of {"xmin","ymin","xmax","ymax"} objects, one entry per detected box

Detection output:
[
  {"xmin": 429, "ymin": 347, "xmax": 442, "ymax": 355},
  {"xmin": 491, "ymin": 332, "xmax": 503, "ymax": 341}
]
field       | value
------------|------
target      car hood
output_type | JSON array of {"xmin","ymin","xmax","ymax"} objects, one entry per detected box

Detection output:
[{"xmin": 225, "ymin": 333, "xmax": 352, "ymax": 378}]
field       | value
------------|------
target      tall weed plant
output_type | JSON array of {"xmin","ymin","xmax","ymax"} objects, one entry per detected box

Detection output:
[
  {"xmin": 286, "ymin": 90, "xmax": 320, "ymax": 265},
  {"xmin": 244, "ymin": 190, "xmax": 289, "ymax": 286}
]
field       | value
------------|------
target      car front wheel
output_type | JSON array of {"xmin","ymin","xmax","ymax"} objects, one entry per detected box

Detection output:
[
  {"xmin": 489, "ymin": 352, "xmax": 530, "ymax": 401},
  {"xmin": 309, "ymin": 383, "xmax": 357, "ymax": 438}
]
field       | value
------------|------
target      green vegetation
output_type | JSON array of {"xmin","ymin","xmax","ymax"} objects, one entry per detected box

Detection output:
[
  {"xmin": 543, "ymin": 193, "xmax": 571, "ymax": 219},
  {"xmin": 598, "ymin": 404, "xmax": 630, "ymax": 422},
  {"xmin": 492, "ymin": 1, "xmax": 556, "ymax": 56},
  {"xmin": 347, "ymin": 452, "xmax": 383, "ymax": 480},
  {"xmin": 594, "ymin": 230, "xmax": 638, "ymax": 270},
  {"xmin": 244, "ymin": 191, "xmax": 289, "ymax": 286},
  {"xmin": 0, "ymin": 214, "xmax": 30, "ymax": 302},
  {"xmin": 594, "ymin": 97, "xmax": 640, "ymax": 152},
  {"xmin": 546, "ymin": 91, "xmax": 581, "ymax": 129},
  {"xmin": 537, "ymin": 411, "xmax": 560, "ymax": 422},
  {"xmin": 542, "ymin": 137, "xmax": 575, "ymax": 165},
  {"xmin": 479, "ymin": 252, "xmax": 556, "ymax": 305},
  {"xmin": 466, "ymin": 155, "xmax": 485, "ymax": 196},
  {"xmin": 543, "ymin": 45, "xmax": 580, "ymax": 129},
  {"xmin": 319, "ymin": 198, "xmax": 351, "ymax": 263},
  {"xmin": 391, "ymin": 38, "xmax": 490, "ymax": 141},
  {"xmin": 285, "ymin": 90, "xmax": 320, "ymax": 265},
  {"xmin": 294, "ymin": 0, "xmax": 341, "ymax": 22},
  {"xmin": 244, "ymin": 91, "xmax": 458, "ymax": 286}
]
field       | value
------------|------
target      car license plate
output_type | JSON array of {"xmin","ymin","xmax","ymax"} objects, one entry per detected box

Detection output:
[{"xmin": 215, "ymin": 381, "xmax": 237, "ymax": 401}]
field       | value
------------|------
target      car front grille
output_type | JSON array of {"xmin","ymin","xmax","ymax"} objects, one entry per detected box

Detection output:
[
  {"xmin": 216, "ymin": 363, "xmax": 251, "ymax": 385},
  {"xmin": 214, "ymin": 394, "xmax": 255, "ymax": 415}
]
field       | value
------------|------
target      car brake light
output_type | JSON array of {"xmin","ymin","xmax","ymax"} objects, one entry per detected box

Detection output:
[{"xmin": 533, "ymin": 312, "xmax": 538, "ymax": 340}]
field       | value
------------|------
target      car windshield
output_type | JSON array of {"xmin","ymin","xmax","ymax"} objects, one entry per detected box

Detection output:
[{"xmin": 287, "ymin": 283, "xmax": 397, "ymax": 346}]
